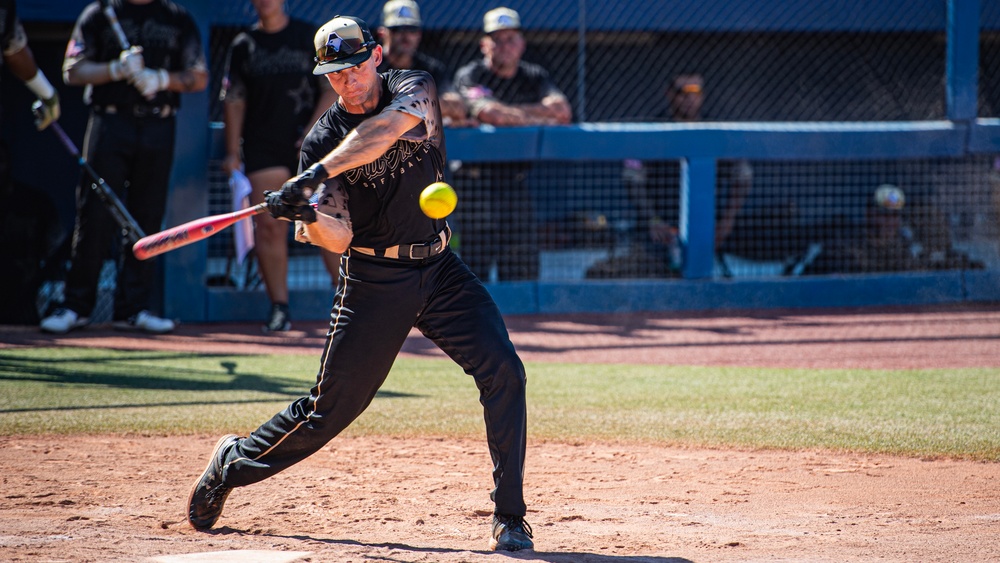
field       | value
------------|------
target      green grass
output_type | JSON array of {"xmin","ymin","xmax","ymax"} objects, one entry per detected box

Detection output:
[{"xmin": 1, "ymin": 347, "xmax": 998, "ymax": 460}]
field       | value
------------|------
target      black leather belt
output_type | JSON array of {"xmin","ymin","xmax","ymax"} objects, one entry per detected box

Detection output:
[
  {"xmin": 351, "ymin": 226, "xmax": 451, "ymax": 260},
  {"xmin": 96, "ymin": 104, "xmax": 174, "ymax": 118}
]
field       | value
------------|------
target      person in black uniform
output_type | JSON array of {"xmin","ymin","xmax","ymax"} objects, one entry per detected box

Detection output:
[
  {"xmin": 40, "ymin": 0, "xmax": 207, "ymax": 334},
  {"xmin": 187, "ymin": 15, "xmax": 533, "ymax": 552},
  {"xmin": 375, "ymin": 0, "xmax": 469, "ymax": 126},
  {"xmin": 220, "ymin": 0, "xmax": 339, "ymax": 333},
  {"xmin": 1, "ymin": 0, "xmax": 64, "ymax": 324},
  {"xmin": 452, "ymin": 7, "xmax": 572, "ymax": 281},
  {"xmin": 1, "ymin": 0, "xmax": 61, "ymax": 130}
]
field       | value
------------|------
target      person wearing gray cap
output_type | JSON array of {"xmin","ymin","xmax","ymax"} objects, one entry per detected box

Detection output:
[
  {"xmin": 188, "ymin": 14, "xmax": 533, "ymax": 553},
  {"xmin": 451, "ymin": 7, "xmax": 572, "ymax": 283},
  {"xmin": 376, "ymin": 0, "xmax": 469, "ymax": 125}
]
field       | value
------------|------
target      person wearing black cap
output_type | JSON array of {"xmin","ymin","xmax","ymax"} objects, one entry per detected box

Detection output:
[{"xmin": 187, "ymin": 15, "xmax": 534, "ymax": 552}]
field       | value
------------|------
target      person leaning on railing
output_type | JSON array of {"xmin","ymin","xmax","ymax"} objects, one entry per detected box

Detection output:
[{"xmin": 451, "ymin": 7, "xmax": 572, "ymax": 282}]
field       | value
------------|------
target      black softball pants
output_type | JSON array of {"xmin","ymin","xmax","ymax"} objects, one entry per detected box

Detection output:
[
  {"xmin": 62, "ymin": 111, "xmax": 175, "ymax": 320},
  {"xmin": 222, "ymin": 248, "xmax": 528, "ymax": 517}
]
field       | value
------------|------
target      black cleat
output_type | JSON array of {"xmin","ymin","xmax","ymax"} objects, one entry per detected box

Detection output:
[
  {"xmin": 187, "ymin": 434, "xmax": 240, "ymax": 530},
  {"xmin": 490, "ymin": 513, "xmax": 534, "ymax": 551},
  {"xmin": 262, "ymin": 303, "xmax": 291, "ymax": 333}
]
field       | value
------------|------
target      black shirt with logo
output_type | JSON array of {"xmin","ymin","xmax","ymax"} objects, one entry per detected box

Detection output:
[{"xmin": 299, "ymin": 69, "xmax": 446, "ymax": 250}]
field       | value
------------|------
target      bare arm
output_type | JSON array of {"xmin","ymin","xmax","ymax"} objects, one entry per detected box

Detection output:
[
  {"xmin": 63, "ymin": 58, "xmax": 121, "ymax": 86},
  {"xmin": 714, "ymin": 160, "xmax": 753, "ymax": 250},
  {"xmin": 221, "ymin": 98, "xmax": 246, "ymax": 174},
  {"xmin": 167, "ymin": 68, "xmax": 208, "ymax": 94},
  {"xmin": 4, "ymin": 43, "xmax": 40, "ymax": 82},
  {"xmin": 475, "ymin": 92, "xmax": 571, "ymax": 126},
  {"xmin": 316, "ymin": 110, "xmax": 423, "ymax": 177}
]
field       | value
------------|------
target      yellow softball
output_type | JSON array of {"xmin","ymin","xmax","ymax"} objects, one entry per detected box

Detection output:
[{"xmin": 419, "ymin": 182, "xmax": 458, "ymax": 219}]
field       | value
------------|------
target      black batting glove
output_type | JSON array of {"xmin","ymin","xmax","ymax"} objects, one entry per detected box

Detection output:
[
  {"xmin": 264, "ymin": 190, "xmax": 317, "ymax": 223},
  {"xmin": 279, "ymin": 163, "xmax": 328, "ymax": 206}
]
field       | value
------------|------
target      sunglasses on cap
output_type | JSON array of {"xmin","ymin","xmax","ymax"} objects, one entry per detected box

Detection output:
[{"xmin": 314, "ymin": 33, "xmax": 377, "ymax": 68}]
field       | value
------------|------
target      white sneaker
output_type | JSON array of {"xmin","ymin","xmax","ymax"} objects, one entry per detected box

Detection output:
[
  {"xmin": 40, "ymin": 308, "xmax": 89, "ymax": 334},
  {"xmin": 112, "ymin": 310, "xmax": 176, "ymax": 334}
]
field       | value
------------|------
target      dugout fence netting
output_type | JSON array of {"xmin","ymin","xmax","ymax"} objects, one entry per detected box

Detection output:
[{"xmin": 197, "ymin": 1, "xmax": 1000, "ymax": 291}]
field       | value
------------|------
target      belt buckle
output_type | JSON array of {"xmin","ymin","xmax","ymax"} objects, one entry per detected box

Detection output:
[{"xmin": 410, "ymin": 243, "xmax": 428, "ymax": 259}]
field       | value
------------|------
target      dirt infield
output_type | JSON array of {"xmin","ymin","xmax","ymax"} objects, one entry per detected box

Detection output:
[{"xmin": 2, "ymin": 304, "xmax": 999, "ymax": 562}]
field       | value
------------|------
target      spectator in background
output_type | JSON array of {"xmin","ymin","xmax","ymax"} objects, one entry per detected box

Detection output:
[
  {"xmin": 588, "ymin": 74, "xmax": 752, "ymax": 278},
  {"xmin": 800, "ymin": 184, "xmax": 983, "ymax": 275},
  {"xmin": 452, "ymin": 7, "xmax": 572, "ymax": 281},
  {"xmin": 220, "ymin": 0, "xmax": 339, "ymax": 333},
  {"xmin": 40, "ymin": 0, "xmax": 207, "ymax": 334},
  {"xmin": 801, "ymin": 184, "xmax": 919, "ymax": 274},
  {"xmin": 376, "ymin": 0, "xmax": 469, "ymax": 126}
]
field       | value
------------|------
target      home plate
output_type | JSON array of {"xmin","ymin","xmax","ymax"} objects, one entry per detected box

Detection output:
[{"xmin": 149, "ymin": 550, "xmax": 311, "ymax": 563}]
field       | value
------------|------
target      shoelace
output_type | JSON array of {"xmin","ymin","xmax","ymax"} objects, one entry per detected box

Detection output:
[
  {"xmin": 502, "ymin": 515, "xmax": 533, "ymax": 538},
  {"xmin": 205, "ymin": 482, "xmax": 230, "ymax": 505}
]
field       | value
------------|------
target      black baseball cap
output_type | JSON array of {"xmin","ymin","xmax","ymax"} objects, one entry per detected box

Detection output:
[{"xmin": 313, "ymin": 16, "xmax": 378, "ymax": 75}]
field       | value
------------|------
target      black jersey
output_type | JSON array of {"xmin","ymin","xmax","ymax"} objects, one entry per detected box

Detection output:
[
  {"xmin": 1, "ymin": 0, "xmax": 27, "ymax": 68},
  {"xmin": 221, "ymin": 18, "xmax": 322, "ymax": 155},
  {"xmin": 453, "ymin": 59, "xmax": 565, "ymax": 117},
  {"xmin": 65, "ymin": 0, "xmax": 205, "ymax": 109},
  {"xmin": 0, "ymin": 0, "xmax": 26, "ymax": 121},
  {"xmin": 299, "ymin": 69, "xmax": 446, "ymax": 250}
]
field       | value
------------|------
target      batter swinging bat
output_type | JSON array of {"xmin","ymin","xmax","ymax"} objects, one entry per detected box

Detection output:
[
  {"xmin": 46, "ymin": 120, "xmax": 147, "ymax": 245},
  {"xmin": 132, "ymin": 203, "xmax": 268, "ymax": 261}
]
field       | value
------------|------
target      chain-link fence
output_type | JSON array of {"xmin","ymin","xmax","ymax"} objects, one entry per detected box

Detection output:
[{"xmin": 199, "ymin": 1, "xmax": 1000, "ymax": 293}]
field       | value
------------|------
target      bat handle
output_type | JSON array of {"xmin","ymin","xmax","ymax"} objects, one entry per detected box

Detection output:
[
  {"xmin": 49, "ymin": 121, "xmax": 81, "ymax": 158},
  {"xmin": 102, "ymin": 5, "xmax": 131, "ymax": 50}
]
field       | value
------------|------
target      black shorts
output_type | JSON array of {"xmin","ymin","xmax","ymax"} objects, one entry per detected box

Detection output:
[{"xmin": 242, "ymin": 142, "xmax": 298, "ymax": 175}]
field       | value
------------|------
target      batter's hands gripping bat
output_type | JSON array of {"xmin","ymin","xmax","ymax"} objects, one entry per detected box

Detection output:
[
  {"xmin": 133, "ymin": 167, "xmax": 330, "ymax": 260},
  {"xmin": 45, "ymin": 119, "xmax": 146, "ymax": 245},
  {"xmin": 103, "ymin": 1, "xmax": 145, "ymax": 81},
  {"xmin": 132, "ymin": 203, "xmax": 268, "ymax": 261}
]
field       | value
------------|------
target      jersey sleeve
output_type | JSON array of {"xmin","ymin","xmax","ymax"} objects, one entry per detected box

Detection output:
[
  {"xmin": 219, "ymin": 34, "xmax": 249, "ymax": 103},
  {"xmin": 1, "ymin": 0, "xmax": 27, "ymax": 57},
  {"xmin": 453, "ymin": 62, "xmax": 498, "ymax": 119},
  {"xmin": 535, "ymin": 65, "xmax": 567, "ymax": 100},
  {"xmin": 63, "ymin": 2, "xmax": 103, "ymax": 69},
  {"xmin": 176, "ymin": 9, "xmax": 207, "ymax": 73},
  {"xmin": 384, "ymin": 69, "xmax": 444, "ymax": 146}
]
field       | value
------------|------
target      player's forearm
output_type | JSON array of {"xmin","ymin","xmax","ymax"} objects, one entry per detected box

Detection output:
[
  {"xmin": 4, "ymin": 45, "xmax": 40, "ymax": 82},
  {"xmin": 63, "ymin": 58, "xmax": 119, "ymax": 86},
  {"xmin": 317, "ymin": 110, "xmax": 422, "ymax": 177},
  {"xmin": 166, "ymin": 68, "xmax": 208, "ymax": 94},
  {"xmin": 222, "ymin": 100, "xmax": 246, "ymax": 159}
]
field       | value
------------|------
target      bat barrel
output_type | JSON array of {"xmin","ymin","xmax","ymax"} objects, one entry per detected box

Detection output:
[{"xmin": 132, "ymin": 203, "xmax": 267, "ymax": 260}]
